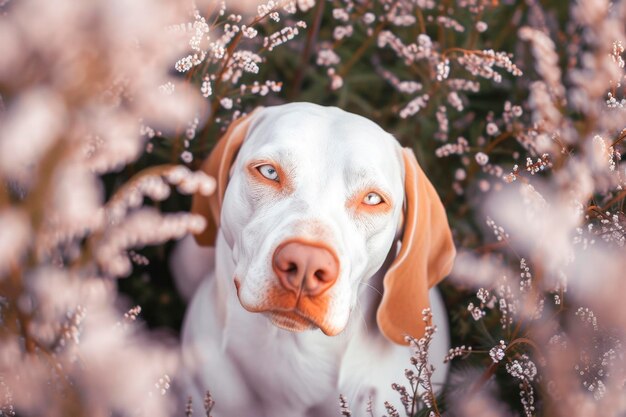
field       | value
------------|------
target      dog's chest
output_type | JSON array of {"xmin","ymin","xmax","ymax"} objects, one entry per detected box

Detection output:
[{"xmin": 224, "ymin": 305, "xmax": 349, "ymax": 408}]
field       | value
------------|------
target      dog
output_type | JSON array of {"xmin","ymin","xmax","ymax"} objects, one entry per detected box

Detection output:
[{"xmin": 173, "ymin": 102, "xmax": 455, "ymax": 416}]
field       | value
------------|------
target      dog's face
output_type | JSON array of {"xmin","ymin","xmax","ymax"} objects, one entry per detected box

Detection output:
[
  {"xmin": 192, "ymin": 102, "xmax": 455, "ymax": 344},
  {"xmin": 219, "ymin": 104, "xmax": 404, "ymax": 336}
]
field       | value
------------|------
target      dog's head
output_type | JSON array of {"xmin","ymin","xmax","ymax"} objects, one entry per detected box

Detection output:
[{"xmin": 191, "ymin": 103, "xmax": 455, "ymax": 344}]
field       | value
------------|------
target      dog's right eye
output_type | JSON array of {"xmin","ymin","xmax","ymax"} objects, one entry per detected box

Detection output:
[
  {"xmin": 257, "ymin": 164, "xmax": 279, "ymax": 182},
  {"xmin": 363, "ymin": 192, "xmax": 383, "ymax": 206}
]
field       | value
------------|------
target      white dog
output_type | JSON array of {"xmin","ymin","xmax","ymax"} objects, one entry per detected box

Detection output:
[{"xmin": 173, "ymin": 103, "xmax": 455, "ymax": 416}]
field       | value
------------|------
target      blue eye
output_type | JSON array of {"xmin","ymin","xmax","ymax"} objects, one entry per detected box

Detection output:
[
  {"xmin": 363, "ymin": 192, "xmax": 383, "ymax": 205},
  {"xmin": 257, "ymin": 164, "xmax": 279, "ymax": 181}
]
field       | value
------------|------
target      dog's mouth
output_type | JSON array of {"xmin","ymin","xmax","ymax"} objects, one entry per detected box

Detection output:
[
  {"xmin": 265, "ymin": 310, "xmax": 318, "ymax": 332},
  {"xmin": 262, "ymin": 308, "xmax": 344, "ymax": 336},
  {"xmin": 235, "ymin": 277, "xmax": 345, "ymax": 336}
]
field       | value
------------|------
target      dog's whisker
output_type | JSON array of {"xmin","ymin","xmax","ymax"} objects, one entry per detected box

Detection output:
[
  {"xmin": 352, "ymin": 298, "xmax": 370, "ymax": 333},
  {"xmin": 358, "ymin": 281, "xmax": 383, "ymax": 297}
]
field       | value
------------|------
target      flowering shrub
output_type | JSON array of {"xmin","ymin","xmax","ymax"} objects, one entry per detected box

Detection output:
[{"xmin": 1, "ymin": 0, "xmax": 625, "ymax": 416}]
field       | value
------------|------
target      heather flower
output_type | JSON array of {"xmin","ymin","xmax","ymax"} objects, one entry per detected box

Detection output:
[
  {"xmin": 339, "ymin": 394, "xmax": 352, "ymax": 416},
  {"xmin": 447, "ymin": 91, "xmax": 464, "ymax": 111},
  {"xmin": 457, "ymin": 50, "xmax": 522, "ymax": 82},
  {"xmin": 486, "ymin": 217, "xmax": 509, "ymax": 241},
  {"xmin": 435, "ymin": 136, "xmax": 469, "ymax": 157},
  {"xmin": 264, "ymin": 21, "xmax": 307, "ymax": 51},
  {"xmin": 475, "ymin": 152, "xmax": 489, "ymax": 166},
  {"xmin": 476, "ymin": 21, "xmax": 488, "ymax": 32},
  {"xmin": 444, "ymin": 345, "xmax": 472, "ymax": 363},
  {"xmin": 317, "ymin": 47, "xmax": 341, "ymax": 67},
  {"xmin": 467, "ymin": 302, "xmax": 485, "ymax": 321},
  {"xmin": 519, "ymin": 26, "xmax": 565, "ymax": 100},
  {"xmin": 437, "ymin": 16, "xmax": 464, "ymax": 32},
  {"xmin": 399, "ymin": 94, "xmax": 429, "ymax": 118},
  {"xmin": 486, "ymin": 122, "xmax": 499, "ymax": 136},
  {"xmin": 489, "ymin": 340, "xmax": 507, "ymax": 363}
]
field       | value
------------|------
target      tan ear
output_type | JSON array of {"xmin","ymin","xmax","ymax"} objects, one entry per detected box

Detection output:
[
  {"xmin": 191, "ymin": 108, "xmax": 263, "ymax": 246},
  {"xmin": 376, "ymin": 148, "xmax": 456, "ymax": 345}
]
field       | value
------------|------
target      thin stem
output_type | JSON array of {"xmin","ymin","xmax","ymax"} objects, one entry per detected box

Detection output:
[
  {"xmin": 337, "ymin": 21, "xmax": 385, "ymax": 79},
  {"xmin": 469, "ymin": 361, "xmax": 498, "ymax": 396},
  {"xmin": 288, "ymin": 0, "xmax": 325, "ymax": 99},
  {"xmin": 477, "ymin": 315, "xmax": 496, "ymax": 345},
  {"xmin": 441, "ymin": 47, "xmax": 513, "ymax": 61},
  {"xmin": 484, "ymin": 130, "xmax": 514, "ymax": 154},
  {"xmin": 409, "ymin": 377, "xmax": 418, "ymax": 417},
  {"xmin": 466, "ymin": 10, "xmax": 484, "ymax": 50},
  {"xmin": 601, "ymin": 189, "xmax": 626, "ymax": 211},
  {"xmin": 507, "ymin": 337, "xmax": 544, "ymax": 360},
  {"xmin": 429, "ymin": 377, "xmax": 442, "ymax": 417},
  {"xmin": 415, "ymin": 7, "xmax": 426, "ymax": 34},
  {"xmin": 611, "ymin": 129, "xmax": 626, "ymax": 147},
  {"xmin": 0, "ymin": 181, "xmax": 8, "ymax": 209},
  {"xmin": 475, "ymin": 240, "xmax": 508, "ymax": 254}
]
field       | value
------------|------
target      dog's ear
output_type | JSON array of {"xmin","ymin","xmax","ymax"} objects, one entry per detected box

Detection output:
[
  {"xmin": 376, "ymin": 148, "xmax": 456, "ymax": 345},
  {"xmin": 191, "ymin": 108, "xmax": 263, "ymax": 246}
]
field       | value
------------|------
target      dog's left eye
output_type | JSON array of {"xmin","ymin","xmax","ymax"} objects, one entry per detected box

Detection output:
[
  {"xmin": 363, "ymin": 192, "xmax": 383, "ymax": 205},
  {"xmin": 257, "ymin": 164, "xmax": 279, "ymax": 181}
]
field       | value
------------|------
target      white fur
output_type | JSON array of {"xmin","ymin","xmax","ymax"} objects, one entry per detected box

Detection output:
[{"xmin": 175, "ymin": 103, "xmax": 450, "ymax": 416}]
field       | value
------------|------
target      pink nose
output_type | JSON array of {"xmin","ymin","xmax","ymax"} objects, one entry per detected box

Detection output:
[{"xmin": 273, "ymin": 241, "xmax": 339, "ymax": 297}]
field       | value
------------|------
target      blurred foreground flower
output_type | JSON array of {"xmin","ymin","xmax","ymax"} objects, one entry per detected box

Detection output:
[{"xmin": 0, "ymin": 0, "xmax": 218, "ymax": 415}]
